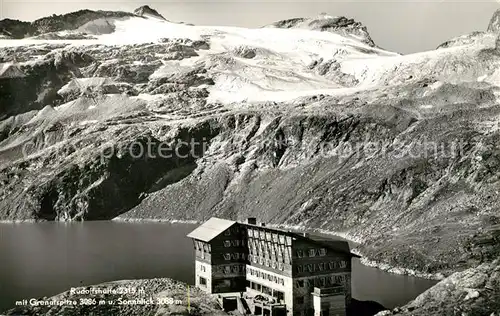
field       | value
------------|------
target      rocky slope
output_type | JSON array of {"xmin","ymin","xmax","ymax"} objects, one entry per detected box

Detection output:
[
  {"xmin": 0, "ymin": 9, "xmax": 136, "ymax": 39},
  {"xmin": 265, "ymin": 14, "xmax": 376, "ymax": 47},
  {"xmin": 3, "ymin": 278, "xmax": 226, "ymax": 316},
  {"xmin": 0, "ymin": 6, "xmax": 500, "ymax": 315},
  {"xmin": 377, "ymin": 259, "xmax": 500, "ymax": 316}
]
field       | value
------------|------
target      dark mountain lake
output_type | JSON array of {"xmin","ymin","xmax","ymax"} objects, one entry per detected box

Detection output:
[{"xmin": 0, "ymin": 221, "xmax": 438, "ymax": 312}]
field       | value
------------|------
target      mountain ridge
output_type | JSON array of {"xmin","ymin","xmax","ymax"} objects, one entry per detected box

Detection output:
[{"xmin": 265, "ymin": 14, "xmax": 376, "ymax": 47}]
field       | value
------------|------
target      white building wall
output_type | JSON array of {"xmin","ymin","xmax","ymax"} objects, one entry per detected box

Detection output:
[
  {"xmin": 195, "ymin": 260, "xmax": 212, "ymax": 294},
  {"xmin": 246, "ymin": 265, "xmax": 294, "ymax": 314}
]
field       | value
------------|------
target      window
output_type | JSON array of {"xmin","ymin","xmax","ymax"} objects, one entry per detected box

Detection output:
[
  {"xmin": 224, "ymin": 240, "xmax": 231, "ymax": 247},
  {"xmin": 297, "ymin": 250, "xmax": 304, "ymax": 258},
  {"xmin": 319, "ymin": 248, "xmax": 327, "ymax": 256},
  {"xmin": 224, "ymin": 230, "xmax": 231, "ymax": 236},
  {"xmin": 199, "ymin": 277, "xmax": 207, "ymax": 287},
  {"xmin": 223, "ymin": 253, "xmax": 231, "ymax": 260},
  {"xmin": 261, "ymin": 285, "xmax": 272, "ymax": 295},
  {"xmin": 231, "ymin": 253, "xmax": 240, "ymax": 260},
  {"xmin": 306, "ymin": 264, "xmax": 313, "ymax": 272},
  {"xmin": 309, "ymin": 249, "xmax": 316, "ymax": 257},
  {"xmin": 200, "ymin": 265, "xmax": 206, "ymax": 272},
  {"xmin": 320, "ymin": 277, "xmax": 326, "ymax": 286},
  {"xmin": 272, "ymin": 233, "xmax": 278, "ymax": 242},
  {"xmin": 274, "ymin": 290, "xmax": 285, "ymax": 302}
]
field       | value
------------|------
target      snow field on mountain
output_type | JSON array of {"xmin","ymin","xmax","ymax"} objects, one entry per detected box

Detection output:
[{"xmin": 2, "ymin": 14, "xmax": 500, "ymax": 104}]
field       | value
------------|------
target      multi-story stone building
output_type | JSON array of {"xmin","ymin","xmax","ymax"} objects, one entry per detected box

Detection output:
[{"xmin": 187, "ymin": 217, "xmax": 359, "ymax": 316}]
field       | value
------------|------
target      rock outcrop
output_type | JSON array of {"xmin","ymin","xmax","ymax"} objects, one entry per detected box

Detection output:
[
  {"xmin": 4, "ymin": 278, "xmax": 226, "ymax": 316},
  {"xmin": 376, "ymin": 258, "xmax": 500, "ymax": 316},
  {"xmin": 133, "ymin": 5, "xmax": 167, "ymax": 21},
  {"xmin": 0, "ymin": 9, "xmax": 136, "ymax": 39},
  {"xmin": 488, "ymin": 9, "xmax": 500, "ymax": 33},
  {"xmin": 265, "ymin": 14, "xmax": 376, "ymax": 47}
]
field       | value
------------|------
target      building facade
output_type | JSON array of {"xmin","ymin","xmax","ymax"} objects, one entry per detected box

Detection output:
[{"xmin": 187, "ymin": 217, "xmax": 359, "ymax": 316}]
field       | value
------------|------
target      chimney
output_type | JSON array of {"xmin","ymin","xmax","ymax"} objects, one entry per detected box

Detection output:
[
  {"xmin": 247, "ymin": 217, "xmax": 257, "ymax": 225},
  {"xmin": 303, "ymin": 232, "xmax": 309, "ymax": 238},
  {"xmin": 261, "ymin": 223, "xmax": 266, "ymax": 227}
]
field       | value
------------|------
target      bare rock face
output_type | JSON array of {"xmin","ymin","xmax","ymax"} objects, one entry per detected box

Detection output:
[
  {"xmin": 266, "ymin": 14, "xmax": 376, "ymax": 47},
  {"xmin": 0, "ymin": 10, "xmax": 136, "ymax": 39},
  {"xmin": 488, "ymin": 9, "xmax": 500, "ymax": 33},
  {"xmin": 377, "ymin": 259, "xmax": 500, "ymax": 316},
  {"xmin": 133, "ymin": 5, "xmax": 167, "ymax": 21}
]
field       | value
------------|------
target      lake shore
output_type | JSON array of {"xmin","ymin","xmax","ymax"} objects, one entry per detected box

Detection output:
[{"xmin": 113, "ymin": 217, "xmax": 444, "ymax": 281}]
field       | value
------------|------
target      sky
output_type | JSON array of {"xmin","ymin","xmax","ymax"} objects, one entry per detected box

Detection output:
[{"xmin": 1, "ymin": 0, "xmax": 499, "ymax": 54}]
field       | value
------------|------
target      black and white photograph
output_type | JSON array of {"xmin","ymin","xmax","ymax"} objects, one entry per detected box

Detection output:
[{"xmin": 0, "ymin": 0, "xmax": 499, "ymax": 315}]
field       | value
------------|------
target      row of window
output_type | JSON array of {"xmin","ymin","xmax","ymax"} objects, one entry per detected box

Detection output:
[
  {"xmin": 294, "ymin": 274, "xmax": 348, "ymax": 288},
  {"xmin": 247, "ymin": 267, "xmax": 285, "ymax": 286},
  {"xmin": 223, "ymin": 240, "xmax": 246, "ymax": 247},
  {"xmin": 222, "ymin": 252, "xmax": 247, "ymax": 261},
  {"xmin": 295, "ymin": 261, "xmax": 348, "ymax": 273},
  {"xmin": 215, "ymin": 264, "xmax": 246, "ymax": 274},
  {"xmin": 247, "ymin": 281, "xmax": 285, "ymax": 301},
  {"xmin": 248, "ymin": 254, "xmax": 286, "ymax": 271},
  {"xmin": 196, "ymin": 249, "xmax": 210, "ymax": 260},
  {"xmin": 248, "ymin": 238, "xmax": 292, "ymax": 264},
  {"xmin": 194, "ymin": 241, "xmax": 211, "ymax": 253},
  {"xmin": 223, "ymin": 226, "xmax": 242, "ymax": 236},
  {"xmin": 247, "ymin": 229, "xmax": 293, "ymax": 246},
  {"xmin": 296, "ymin": 248, "xmax": 327, "ymax": 258}
]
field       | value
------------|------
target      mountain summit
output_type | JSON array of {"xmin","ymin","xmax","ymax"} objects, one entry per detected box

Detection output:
[
  {"xmin": 133, "ymin": 5, "xmax": 166, "ymax": 21},
  {"xmin": 488, "ymin": 9, "xmax": 500, "ymax": 32},
  {"xmin": 265, "ymin": 14, "xmax": 376, "ymax": 47}
]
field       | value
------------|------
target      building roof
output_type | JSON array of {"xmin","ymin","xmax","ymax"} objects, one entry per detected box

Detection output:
[
  {"xmin": 187, "ymin": 217, "xmax": 237, "ymax": 242},
  {"xmin": 187, "ymin": 217, "xmax": 360, "ymax": 258}
]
